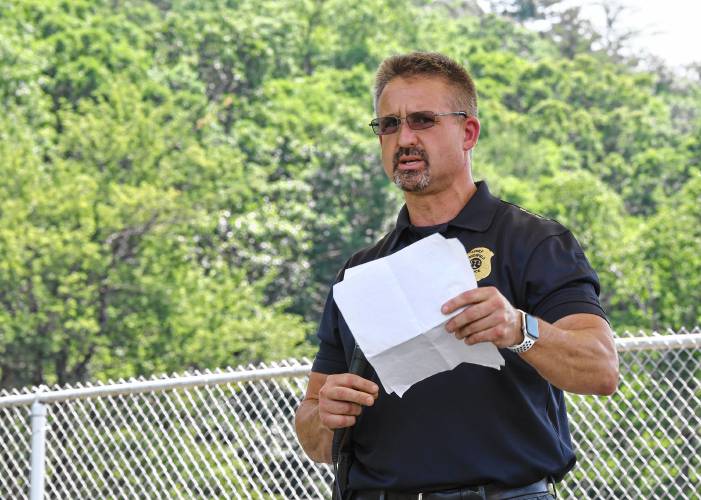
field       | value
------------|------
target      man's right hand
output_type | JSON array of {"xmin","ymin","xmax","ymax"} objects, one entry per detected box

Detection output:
[
  {"xmin": 318, "ymin": 373, "xmax": 380, "ymax": 429},
  {"xmin": 295, "ymin": 371, "xmax": 379, "ymax": 463}
]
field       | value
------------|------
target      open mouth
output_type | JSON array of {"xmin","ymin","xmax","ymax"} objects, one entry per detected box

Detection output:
[
  {"xmin": 398, "ymin": 156, "xmax": 424, "ymax": 170},
  {"xmin": 394, "ymin": 148, "xmax": 428, "ymax": 172}
]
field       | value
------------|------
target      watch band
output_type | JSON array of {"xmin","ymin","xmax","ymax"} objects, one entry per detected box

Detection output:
[{"xmin": 508, "ymin": 309, "xmax": 536, "ymax": 354}]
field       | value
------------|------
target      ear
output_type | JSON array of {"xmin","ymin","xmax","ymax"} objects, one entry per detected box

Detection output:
[{"xmin": 463, "ymin": 116, "xmax": 480, "ymax": 152}]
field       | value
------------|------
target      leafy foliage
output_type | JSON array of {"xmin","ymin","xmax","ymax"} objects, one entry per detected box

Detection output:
[{"xmin": 0, "ymin": 0, "xmax": 699, "ymax": 388}]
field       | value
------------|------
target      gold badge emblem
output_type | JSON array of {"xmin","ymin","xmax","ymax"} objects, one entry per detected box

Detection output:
[{"xmin": 467, "ymin": 247, "xmax": 494, "ymax": 281}]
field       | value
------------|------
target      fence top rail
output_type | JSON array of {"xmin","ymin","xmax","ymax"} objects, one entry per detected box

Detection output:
[
  {"xmin": 0, "ymin": 332, "xmax": 699, "ymax": 409},
  {"xmin": 615, "ymin": 332, "xmax": 701, "ymax": 352},
  {"xmin": 0, "ymin": 364, "xmax": 312, "ymax": 409}
]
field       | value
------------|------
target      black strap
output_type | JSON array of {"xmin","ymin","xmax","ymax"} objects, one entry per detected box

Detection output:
[{"xmin": 331, "ymin": 344, "xmax": 368, "ymax": 500}]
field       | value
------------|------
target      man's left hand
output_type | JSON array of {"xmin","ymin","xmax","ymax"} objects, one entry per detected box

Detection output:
[{"xmin": 442, "ymin": 286, "xmax": 522, "ymax": 348}]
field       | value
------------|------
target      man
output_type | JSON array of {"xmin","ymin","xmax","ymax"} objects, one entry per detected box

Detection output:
[{"xmin": 295, "ymin": 52, "xmax": 619, "ymax": 500}]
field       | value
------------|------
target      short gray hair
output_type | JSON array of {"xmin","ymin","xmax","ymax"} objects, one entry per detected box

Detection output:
[{"xmin": 373, "ymin": 52, "xmax": 478, "ymax": 117}]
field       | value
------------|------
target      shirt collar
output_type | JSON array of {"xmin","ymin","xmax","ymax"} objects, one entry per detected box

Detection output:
[{"xmin": 390, "ymin": 181, "xmax": 499, "ymax": 247}]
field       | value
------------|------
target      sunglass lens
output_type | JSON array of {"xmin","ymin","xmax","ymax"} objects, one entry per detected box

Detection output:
[
  {"xmin": 378, "ymin": 116, "xmax": 400, "ymax": 135},
  {"xmin": 407, "ymin": 112, "xmax": 436, "ymax": 130}
]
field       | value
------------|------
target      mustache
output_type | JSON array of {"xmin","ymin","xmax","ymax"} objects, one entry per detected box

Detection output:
[{"xmin": 393, "ymin": 147, "xmax": 428, "ymax": 170}]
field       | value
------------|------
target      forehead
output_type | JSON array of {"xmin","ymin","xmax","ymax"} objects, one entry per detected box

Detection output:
[{"xmin": 377, "ymin": 76, "xmax": 455, "ymax": 115}]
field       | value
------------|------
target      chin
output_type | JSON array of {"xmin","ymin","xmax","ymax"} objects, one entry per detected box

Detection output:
[
  {"xmin": 394, "ymin": 172, "xmax": 431, "ymax": 192},
  {"xmin": 395, "ymin": 180, "xmax": 431, "ymax": 193}
]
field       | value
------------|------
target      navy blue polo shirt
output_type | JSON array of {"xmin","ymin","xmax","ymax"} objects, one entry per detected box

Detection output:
[{"xmin": 312, "ymin": 181, "xmax": 606, "ymax": 492}]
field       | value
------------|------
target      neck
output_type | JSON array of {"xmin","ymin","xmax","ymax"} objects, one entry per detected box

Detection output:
[{"xmin": 404, "ymin": 179, "xmax": 478, "ymax": 227}]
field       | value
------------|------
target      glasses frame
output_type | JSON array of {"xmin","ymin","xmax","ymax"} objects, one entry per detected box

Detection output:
[{"xmin": 369, "ymin": 111, "xmax": 467, "ymax": 136}]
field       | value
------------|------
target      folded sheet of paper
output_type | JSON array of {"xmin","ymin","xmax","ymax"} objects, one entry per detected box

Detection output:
[{"xmin": 333, "ymin": 233, "xmax": 505, "ymax": 397}]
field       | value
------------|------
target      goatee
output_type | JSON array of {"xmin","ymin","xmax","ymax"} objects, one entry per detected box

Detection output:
[{"xmin": 393, "ymin": 147, "xmax": 430, "ymax": 192}]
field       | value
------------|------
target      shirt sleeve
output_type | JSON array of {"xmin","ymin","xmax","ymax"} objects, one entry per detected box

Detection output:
[
  {"xmin": 523, "ymin": 230, "xmax": 608, "ymax": 324},
  {"xmin": 311, "ymin": 287, "xmax": 349, "ymax": 375}
]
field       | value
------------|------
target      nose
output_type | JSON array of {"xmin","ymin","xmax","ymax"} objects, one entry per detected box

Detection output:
[{"xmin": 397, "ymin": 119, "xmax": 418, "ymax": 147}]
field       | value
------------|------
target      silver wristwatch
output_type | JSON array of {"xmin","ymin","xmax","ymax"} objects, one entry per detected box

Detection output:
[{"xmin": 508, "ymin": 309, "xmax": 539, "ymax": 354}]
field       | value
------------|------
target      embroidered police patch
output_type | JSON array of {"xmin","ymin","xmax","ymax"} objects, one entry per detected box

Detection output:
[{"xmin": 467, "ymin": 247, "xmax": 494, "ymax": 281}]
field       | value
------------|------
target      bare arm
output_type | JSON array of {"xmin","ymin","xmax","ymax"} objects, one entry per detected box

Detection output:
[
  {"xmin": 295, "ymin": 371, "xmax": 379, "ymax": 463},
  {"xmin": 442, "ymin": 287, "xmax": 619, "ymax": 395},
  {"xmin": 523, "ymin": 313, "xmax": 618, "ymax": 395}
]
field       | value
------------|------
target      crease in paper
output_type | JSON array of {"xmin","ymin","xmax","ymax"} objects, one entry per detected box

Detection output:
[{"xmin": 333, "ymin": 234, "xmax": 505, "ymax": 397}]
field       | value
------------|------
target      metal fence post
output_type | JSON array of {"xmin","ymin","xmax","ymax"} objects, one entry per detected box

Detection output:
[
  {"xmin": 0, "ymin": 333, "xmax": 698, "ymax": 498},
  {"xmin": 29, "ymin": 400, "xmax": 47, "ymax": 500}
]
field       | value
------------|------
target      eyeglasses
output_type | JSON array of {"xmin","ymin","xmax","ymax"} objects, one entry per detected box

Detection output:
[{"xmin": 369, "ymin": 111, "xmax": 467, "ymax": 136}]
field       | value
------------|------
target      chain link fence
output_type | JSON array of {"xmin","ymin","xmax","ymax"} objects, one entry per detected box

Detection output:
[{"xmin": 1, "ymin": 329, "xmax": 699, "ymax": 499}]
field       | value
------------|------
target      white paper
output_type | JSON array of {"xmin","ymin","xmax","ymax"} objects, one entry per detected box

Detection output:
[{"xmin": 333, "ymin": 234, "xmax": 505, "ymax": 397}]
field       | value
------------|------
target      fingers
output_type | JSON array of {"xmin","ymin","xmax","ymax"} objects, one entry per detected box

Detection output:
[
  {"xmin": 319, "ymin": 399, "xmax": 363, "ymax": 430},
  {"xmin": 322, "ymin": 397, "xmax": 364, "ymax": 416},
  {"xmin": 320, "ymin": 380, "xmax": 377, "ymax": 407},
  {"xmin": 441, "ymin": 287, "xmax": 493, "ymax": 314},
  {"xmin": 318, "ymin": 374, "xmax": 379, "ymax": 430},
  {"xmin": 443, "ymin": 287, "xmax": 521, "ymax": 348},
  {"xmin": 321, "ymin": 413, "xmax": 357, "ymax": 429},
  {"xmin": 452, "ymin": 314, "xmax": 499, "ymax": 340},
  {"xmin": 445, "ymin": 300, "xmax": 493, "ymax": 332},
  {"xmin": 461, "ymin": 324, "xmax": 516, "ymax": 347},
  {"xmin": 339, "ymin": 373, "xmax": 379, "ymax": 397}
]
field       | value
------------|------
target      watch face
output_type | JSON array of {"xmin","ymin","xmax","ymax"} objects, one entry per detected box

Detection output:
[{"xmin": 525, "ymin": 314, "xmax": 539, "ymax": 340}]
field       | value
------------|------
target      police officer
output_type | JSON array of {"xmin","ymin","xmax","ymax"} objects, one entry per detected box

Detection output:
[{"xmin": 295, "ymin": 52, "xmax": 619, "ymax": 500}]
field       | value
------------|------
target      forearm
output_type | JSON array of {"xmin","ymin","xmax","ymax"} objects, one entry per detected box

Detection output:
[
  {"xmin": 295, "ymin": 399, "xmax": 333, "ymax": 464},
  {"xmin": 522, "ymin": 315, "xmax": 619, "ymax": 395}
]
